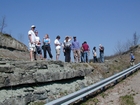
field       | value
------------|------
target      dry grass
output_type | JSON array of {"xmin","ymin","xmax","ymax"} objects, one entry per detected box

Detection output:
[{"xmin": 119, "ymin": 95, "xmax": 135, "ymax": 105}]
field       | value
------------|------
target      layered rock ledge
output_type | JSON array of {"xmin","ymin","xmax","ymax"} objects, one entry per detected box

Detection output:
[
  {"xmin": 0, "ymin": 34, "xmax": 28, "ymax": 52},
  {"xmin": 0, "ymin": 33, "xmax": 30, "ymax": 61},
  {"xmin": 0, "ymin": 60, "xmax": 93, "ymax": 88}
]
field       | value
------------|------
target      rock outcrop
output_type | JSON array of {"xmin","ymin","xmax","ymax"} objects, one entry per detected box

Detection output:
[
  {"xmin": 0, "ymin": 60, "xmax": 103, "ymax": 105},
  {"xmin": 0, "ymin": 61, "xmax": 94, "ymax": 88},
  {"xmin": 0, "ymin": 33, "xmax": 30, "ymax": 61},
  {"xmin": 0, "ymin": 33, "xmax": 28, "ymax": 52}
]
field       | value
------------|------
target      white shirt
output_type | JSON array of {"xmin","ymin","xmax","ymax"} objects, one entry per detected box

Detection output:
[
  {"xmin": 35, "ymin": 36, "xmax": 40, "ymax": 46},
  {"xmin": 64, "ymin": 41, "xmax": 71, "ymax": 47},
  {"xmin": 62, "ymin": 39, "xmax": 71, "ymax": 47},
  {"xmin": 35, "ymin": 36, "xmax": 40, "ymax": 42},
  {"xmin": 28, "ymin": 30, "xmax": 36, "ymax": 43},
  {"xmin": 93, "ymin": 50, "xmax": 97, "ymax": 57},
  {"xmin": 54, "ymin": 39, "xmax": 61, "ymax": 49}
]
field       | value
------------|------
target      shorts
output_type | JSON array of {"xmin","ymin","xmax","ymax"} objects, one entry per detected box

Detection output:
[
  {"xmin": 36, "ymin": 46, "xmax": 42, "ymax": 54},
  {"xmin": 29, "ymin": 43, "xmax": 36, "ymax": 52},
  {"xmin": 56, "ymin": 48, "xmax": 60, "ymax": 55}
]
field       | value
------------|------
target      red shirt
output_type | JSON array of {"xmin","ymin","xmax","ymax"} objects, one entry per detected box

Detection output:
[{"xmin": 82, "ymin": 43, "xmax": 89, "ymax": 51}]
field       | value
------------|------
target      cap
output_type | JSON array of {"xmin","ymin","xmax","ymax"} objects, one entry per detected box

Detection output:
[
  {"xmin": 31, "ymin": 25, "xmax": 36, "ymax": 28},
  {"xmin": 73, "ymin": 36, "xmax": 76, "ymax": 38}
]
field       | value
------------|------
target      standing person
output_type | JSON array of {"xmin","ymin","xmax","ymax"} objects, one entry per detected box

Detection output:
[
  {"xmin": 54, "ymin": 35, "xmax": 61, "ymax": 61},
  {"xmin": 42, "ymin": 34, "xmax": 53, "ymax": 60},
  {"xmin": 130, "ymin": 51, "xmax": 135, "ymax": 66},
  {"xmin": 80, "ymin": 43, "xmax": 84, "ymax": 63},
  {"xmin": 92, "ymin": 47, "xmax": 98, "ymax": 63},
  {"xmin": 34, "ymin": 30, "xmax": 43, "ymax": 60},
  {"xmin": 63, "ymin": 36, "xmax": 71, "ymax": 62},
  {"xmin": 62, "ymin": 36, "xmax": 72, "ymax": 61},
  {"xmin": 82, "ymin": 41, "xmax": 90, "ymax": 63},
  {"xmin": 99, "ymin": 44, "xmax": 104, "ymax": 63},
  {"xmin": 28, "ymin": 25, "xmax": 36, "ymax": 61},
  {"xmin": 71, "ymin": 36, "xmax": 81, "ymax": 62}
]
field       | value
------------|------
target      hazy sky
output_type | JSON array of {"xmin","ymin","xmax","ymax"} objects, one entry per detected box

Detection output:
[{"xmin": 0, "ymin": 0, "xmax": 140, "ymax": 61}]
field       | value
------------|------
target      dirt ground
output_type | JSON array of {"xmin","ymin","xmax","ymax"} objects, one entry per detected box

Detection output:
[{"xmin": 83, "ymin": 70, "xmax": 140, "ymax": 105}]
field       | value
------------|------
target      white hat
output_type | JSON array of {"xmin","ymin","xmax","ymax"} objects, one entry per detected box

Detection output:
[
  {"xmin": 65, "ymin": 36, "xmax": 69, "ymax": 39},
  {"xmin": 31, "ymin": 25, "xmax": 36, "ymax": 28}
]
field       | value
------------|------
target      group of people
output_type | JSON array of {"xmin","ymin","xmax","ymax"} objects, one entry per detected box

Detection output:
[
  {"xmin": 28, "ymin": 25, "xmax": 105, "ymax": 63},
  {"xmin": 28, "ymin": 25, "xmax": 53, "ymax": 61}
]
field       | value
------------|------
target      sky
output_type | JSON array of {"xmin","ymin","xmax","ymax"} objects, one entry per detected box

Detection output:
[{"xmin": 0, "ymin": 0, "xmax": 140, "ymax": 61}]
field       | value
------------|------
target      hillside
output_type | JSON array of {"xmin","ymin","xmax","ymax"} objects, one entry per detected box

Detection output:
[
  {"xmin": 80, "ymin": 70, "xmax": 140, "ymax": 105},
  {"xmin": 0, "ymin": 33, "xmax": 140, "ymax": 105},
  {"xmin": 76, "ymin": 47, "xmax": 140, "ymax": 105}
]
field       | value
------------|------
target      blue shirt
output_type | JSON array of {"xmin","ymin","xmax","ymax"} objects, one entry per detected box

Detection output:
[
  {"xmin": 44, "ymin": 38, "xmax": 50, "ymax": 45},
  {"xmin": 130, "ymin": 53, "xmax": 135, "ymax": 60},
  {"xmin": 71, "ymin": 41, "xmax": 80, "ymax": 50}
]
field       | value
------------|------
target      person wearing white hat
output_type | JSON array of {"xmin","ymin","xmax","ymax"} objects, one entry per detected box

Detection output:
[
  {"xmin": 28, "ymin": 25, "xmax": 36, "ymax": 61},
  {"xmin": 63, "ymin": 36, "xmax": 72, "ymax": 62}
]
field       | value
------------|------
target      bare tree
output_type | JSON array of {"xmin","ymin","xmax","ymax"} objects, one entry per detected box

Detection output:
[
  {"xmin": 114, "ymin": 39, "xmax": 133, "ymax": 55},
  {"xmin": 0, "ymin": 16, "xmax": 7, "ymax": 33},
  {"xmin": 133, "ymin": 32, "xmax": 139, "ymax": 46},
  {"xmin": 123, "ymin": 39, "xmax": 133, "ymax": 51},
  {"xmin": 114, "ymin": 41, "xmax": 123, "ymax": 54},
  {"xmin": 114, "ymin": 32, "xmax": 139, "ymax": 55}
]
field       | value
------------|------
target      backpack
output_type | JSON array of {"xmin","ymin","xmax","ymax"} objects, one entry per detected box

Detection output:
[
  {"xmin": 130, "ymin": 53, "xmax": 135, "ymax": 60},
  {"xmin": 132, "ymin": 55, "xmax": 135, "ymax": 60},
  {"xmin": 100, "ymin": 46, "xmax": 104, "ymax": 52}
]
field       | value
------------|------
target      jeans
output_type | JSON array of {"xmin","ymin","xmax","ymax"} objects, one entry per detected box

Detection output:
[
  {"xmin": 100, "ymin": 52, "xmax": 104, "ymax": 63},
  {"xmin": 83, "ymin": 51, "xmax": 89, "ymax": 63},
  {"xmin": 93, "ymin": 56, "xmax": 98, "ymax": 63},
  {"xmin": 43, "ymin": 45, "xmax": 53, "ymax": 59},
  {"xmin": 81, "ymin": 52, "xmax": 84, "ymax": 62}
]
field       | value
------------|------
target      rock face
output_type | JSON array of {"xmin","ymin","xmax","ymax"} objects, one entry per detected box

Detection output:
[
  {"xmin": 0, "ymin": 33, "xmax": 28, "ymax": 52},
  {"xmin": 0, "ymin": 33, "xmax": 30, "ymax": 61},
  {"xmin": 0, "ymin": 60, "xmax": 103, "ymax": 105},
  {"xmin": 0, "ymin": 61, "xmax": 93, "ymax": 88}
]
